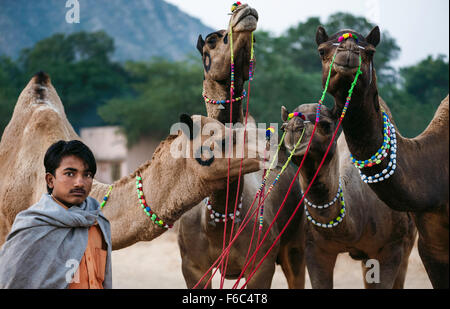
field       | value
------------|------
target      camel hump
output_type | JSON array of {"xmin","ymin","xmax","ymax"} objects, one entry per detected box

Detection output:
[
  {"xmin": 32, "ymin": 71, "xmax": 50, "ymax": 86},
  {"xmin": 416, "ymin": 94, "xmax": 449, "ymax": 141}
]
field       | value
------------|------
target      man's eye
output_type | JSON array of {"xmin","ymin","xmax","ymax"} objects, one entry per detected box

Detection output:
[
  {"xmin": 65, "ymin": 172, "xmax": 74, "ymax": 177},
  {"xmin": 86, "ymin": 173, "xmax": 93, "ymax": 178}
]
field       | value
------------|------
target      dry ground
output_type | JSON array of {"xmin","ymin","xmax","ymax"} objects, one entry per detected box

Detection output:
[{"xmin": 111, "ymin": 225, "xmax": 432, "ymax": 289}]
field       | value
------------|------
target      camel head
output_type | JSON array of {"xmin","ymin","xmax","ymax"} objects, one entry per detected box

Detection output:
[
  {"xmin": 315, "ymin": 26, "xmax": 380, "ymax": 106},
  {"xmin": 196, "ymin": 4, "xmax": 258, "ymax": 86},
  {"xmin": 281, "ymin": 104, "xmax": 337, "ymax": 164},
  {"xmin": 173, "ymin": 113, "xmax": 263, "ymax": 186}
]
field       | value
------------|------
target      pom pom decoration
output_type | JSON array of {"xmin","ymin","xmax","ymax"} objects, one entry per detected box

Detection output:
[
  {"xmin": 266, "ymin": 126, "xmax": 275, "ymax": 140},
  {"xmin": 287, "ymin": 111, "xmax": 306, "ymax": 121},
  {"xmin": 338, "ymin": 32, "xmax": 359, "ymax": 43},
  {"xmin": 231, "ymin": 2, "xmax": 242, "ymax": 13}
]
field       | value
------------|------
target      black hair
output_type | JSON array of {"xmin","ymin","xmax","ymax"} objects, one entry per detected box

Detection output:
[{"xmin": 44, "ymin": 140, "xmax": 97, "ymax": 194}]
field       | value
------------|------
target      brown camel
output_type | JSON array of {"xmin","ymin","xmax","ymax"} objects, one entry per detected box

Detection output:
[
  {"xmin": 315, "ymin": 25, "xmax": 449, "ymax": 288},
  {"xmin": 178, "ymin": 4, "xmax": 306, "ymax": 289},
  {"xmin": 0, "ymin": 72, "xmax": 264, "ymax": 249},
  {"xmin": 281, "ymin": 103, "xmax": 416, "ymax": 288}
]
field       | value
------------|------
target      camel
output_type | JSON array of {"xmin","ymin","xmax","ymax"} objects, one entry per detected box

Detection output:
[
  {"xmin": 178, "ymin": 4, "xmax": 306, "ymax": 289},
  {"xmin": 0, "ymin": 71, "xmax": 265, "ymax": 249},
  {"xmin": 281, "ymin": 103, "xmax": 416, "ymax": 288},
  {"xmin": 315, "ymin": 25, "xmax": 449, "ymax": 288}
]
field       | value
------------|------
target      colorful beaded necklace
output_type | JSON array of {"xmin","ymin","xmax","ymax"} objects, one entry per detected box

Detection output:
[
  {"xmin": 350, "ymin": 111, "xmax": 392, "ymax": 168},
  {"xmin": 202, "ymin": 90, "xmax": 247, "ymax": 105},
  {"xmin": 99, "ymin": 174, "xmax": 172, "ymax": 229},
  {"xmin": 358, "ymin": 117, "xmax": 397, "ymax": 183},
  {"xmin": 304, "ymin": 184, "xmax": 346, "ymax": 229},
  {"xmin": 135, "ymin": 172, "xmax": 172, "ymax": 228},
  {"xmin": 204, "ymin": 194, "xmax": 243, "ymax": 224},
  {"xmin": 302, "ymin": 178, "xmax": 343, "ymax": 210}
]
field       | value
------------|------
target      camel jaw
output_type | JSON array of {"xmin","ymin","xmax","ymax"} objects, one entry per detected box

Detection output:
[
  {"xmin": 333, "ymin": 63, "xmax": 360, "ymax": 76},
  {"xmin": 286, "ymin": 143, "xmax": 308, "ymax": 157},
  {"xmin": 231, "ymin": 5, "xmax": 258, "ymax": 32}
]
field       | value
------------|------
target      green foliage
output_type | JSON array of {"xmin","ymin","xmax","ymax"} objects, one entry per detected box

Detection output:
[
  {"xmin": 380, "ymin": 55, "xmax": 449, "ymax": 137},
  {"xmin": 17, "ymin": 31, "xmax": 130, "ymax": 130},
  {"xmin": 0, "ymin": 56, "xmax": 22, "ymax": 134},
  {"xmin": 98, "ymin": 58, "xmax": 204, "ymax": 145}
]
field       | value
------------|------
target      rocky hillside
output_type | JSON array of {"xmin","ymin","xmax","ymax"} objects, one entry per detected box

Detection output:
[{"xmin": 0, "ymin": 0, "xmax": 213, "ymax": 61}]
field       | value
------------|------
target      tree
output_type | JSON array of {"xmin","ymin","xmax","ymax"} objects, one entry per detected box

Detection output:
[
  {"xmin": 98, "ymin": 57, "xmax": 204, "ymax": 145},
  {"xmin": 0, "ymin": 56, "xmax": 23, "ymax": 135},
  {"xmin": 17, "ymin": 31, "xmax": 130, "ymax": 130},
  {"xmin": 380, "ymin": 55, "xmax": 449, "ymax": 137}
]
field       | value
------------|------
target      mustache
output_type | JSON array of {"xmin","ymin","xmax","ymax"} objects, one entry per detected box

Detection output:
[{"xmin": 70, "ymin": 188, "xmax": 86, "ymax": 194}]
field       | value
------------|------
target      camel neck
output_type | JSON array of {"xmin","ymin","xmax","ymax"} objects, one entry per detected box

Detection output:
[
  {"xmin": 91, "ymin": 139, "xmax": 205, "ymax": 249},
  {"xmin": 297, "ymin": 149, "xmax": 343, "ymax": 227},
  {"xmin": 203, "ymin": 80, "xmax": 245, "ymax": 124},
  {"xmin": 336, "ymin": 84, "xmax": 385, "ymax": 162}
]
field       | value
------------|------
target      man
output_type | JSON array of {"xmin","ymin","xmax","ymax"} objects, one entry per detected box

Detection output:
[{"xmin": 0, "ymin": 140, "xmax": 112, "ymax": 288}]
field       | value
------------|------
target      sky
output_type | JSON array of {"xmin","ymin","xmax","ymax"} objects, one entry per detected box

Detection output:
[{"xmin": 165, "ymin": 0, "xmax": 449, "ymax": 69}]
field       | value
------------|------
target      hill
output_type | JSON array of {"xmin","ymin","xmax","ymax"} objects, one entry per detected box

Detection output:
[{"xmin": 0, "ymin": 0, "xmax": 213, "ymax": 61}]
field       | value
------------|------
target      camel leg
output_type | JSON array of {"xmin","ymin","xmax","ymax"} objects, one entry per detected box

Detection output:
[
  {"xmin": 417, "ymin": 237, "xmax": 449, "ymax": 288},
  {"xmin": 392, "ymin": 233, "xmax": 416, "ymax": 289},
  {"xmin": 244, "ymin": 258, "xmax": 276, "ymax": 289},
  {"xmin": 362, "ymin": 243, "xmax": 407, "ymax": 289},
  {"xmin": 305, "ymin": 243, "xmax": 337, "ymax": 289},
  {"xmin": 278, "ymin": 244, "xmax": 306, "ymax": 289},
  {"xmin": 181, "ymin": 257, "xmax": 213, "ymax": 289}
]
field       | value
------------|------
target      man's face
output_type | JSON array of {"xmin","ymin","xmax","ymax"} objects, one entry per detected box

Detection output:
[{"xmin": 45, "ymin": 155, "xmax": 94, "ymax": 207}]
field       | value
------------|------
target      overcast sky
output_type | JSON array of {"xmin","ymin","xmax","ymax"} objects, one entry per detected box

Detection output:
[{"xmin": 165, "ymin": 0, "xmax": 449, "ymax": 69}]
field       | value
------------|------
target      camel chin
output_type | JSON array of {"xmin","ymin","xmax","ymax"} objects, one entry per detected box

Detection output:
[
  {"xmin": 232, "ymin": 6, "xmax": 258, "ymax": 32},
  {"xmin": 333, "ymin": 64, "xmax": 360, "ymax": 76}
]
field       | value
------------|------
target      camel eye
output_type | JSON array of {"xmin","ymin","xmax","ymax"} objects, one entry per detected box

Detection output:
[
  {"xmin": 318, "ymin": 48, "xmax": 325, "ymax": 57},
  {"xmin": 318, "ymin": 120, "xmax": 331, "ymax": 134}
]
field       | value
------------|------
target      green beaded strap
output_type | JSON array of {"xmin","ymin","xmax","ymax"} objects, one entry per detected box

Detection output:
[
  {"xmin": 100, "ymin": 185, "xmax": 113, "ymax": 209},
  {"xmin": 136, "ymin": 173, "xmax": 172, "ymax": 229}
]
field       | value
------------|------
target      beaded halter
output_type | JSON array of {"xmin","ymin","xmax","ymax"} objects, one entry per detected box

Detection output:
[
  {"xmin": 202, "ymin": 1, "xmax": 254, "ymax": 110},
  {"xmin": 300, "ymin": 33, "xmax": 362, "ymax": 228}
]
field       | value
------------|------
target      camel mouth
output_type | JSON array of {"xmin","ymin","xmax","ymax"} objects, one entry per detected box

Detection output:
[
  {"xmin": 232, "ymin": 6, "xmax": 258, "ymax": 32},
  {"xmin": 333, "ymin": 63, "xmax": 359, "ymax": 74},
  {"xmin": 286, "ymin": 143, "xmax": 308, "ymax": 157}
]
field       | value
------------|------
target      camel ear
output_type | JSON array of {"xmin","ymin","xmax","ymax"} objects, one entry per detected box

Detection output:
[
  {"xmin": 179, "ymin": 114, "xmax": 194, "ymax": 140},
  {"xmin": 281, "ymin": 106, "xmax": 289, "ymax": 122},
  {"xmin": 197, "ymin": 35, "xmax": 205, "ymax": 55},
  {"xmin": 365, "ymin": 26, "xmax": 380, "ymax": 47},
  {"xmin": 316, "ymin": 26, "xmax": 329, "ymax": 46}
]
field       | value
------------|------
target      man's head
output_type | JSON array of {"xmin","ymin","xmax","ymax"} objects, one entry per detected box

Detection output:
[{"xmin": 44, "ymin": 140, "xmax": 96, "ymax": 207}]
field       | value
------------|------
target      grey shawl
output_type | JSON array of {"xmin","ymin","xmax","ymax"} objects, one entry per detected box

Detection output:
[{"xmin": 0, "ymin": 194, "xmax": 112, "ymax": 289}]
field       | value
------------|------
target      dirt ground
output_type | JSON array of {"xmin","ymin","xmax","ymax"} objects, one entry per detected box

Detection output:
[{"xmin": 111, "ymin": 225, "xmax": 432, "ymax": 289}]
